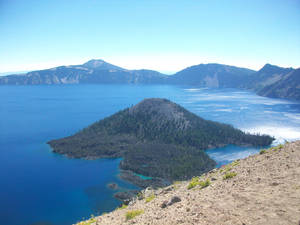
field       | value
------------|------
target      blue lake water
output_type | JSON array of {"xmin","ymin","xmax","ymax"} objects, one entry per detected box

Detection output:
[{"xmin": 1, "ymin": 85, "xmax": 300, "ymax": 225}]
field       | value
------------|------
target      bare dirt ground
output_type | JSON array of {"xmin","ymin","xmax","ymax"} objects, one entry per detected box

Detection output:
[{"xmin": 77, "ymin": 141, "xmax": 300, "ymax": 225}]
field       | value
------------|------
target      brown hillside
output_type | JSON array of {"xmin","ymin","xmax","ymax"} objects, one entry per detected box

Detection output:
[{"xmin": 77, "ymin": 141, "xmax": 300, "ymax": 225}]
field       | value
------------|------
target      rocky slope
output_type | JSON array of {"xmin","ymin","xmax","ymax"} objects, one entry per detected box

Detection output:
[
  {"xmin": 77, "ymin": 141, "xmax": 300, "ymax": 225},
  {"xmin": 48, "ymin": 98, "xmax": 273, "ymax": 182}
]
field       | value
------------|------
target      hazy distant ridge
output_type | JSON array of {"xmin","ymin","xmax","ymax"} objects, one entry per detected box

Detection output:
[
  {"xmin": 0, "ymin": 59, "xmax": 299, "ymax": 100},
  {"xmin": 0, "ymin": 59, "xmax": 166, "ymax": 85}
]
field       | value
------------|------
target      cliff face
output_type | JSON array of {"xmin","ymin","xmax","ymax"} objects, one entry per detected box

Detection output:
[{"xmin": 77, "ymin": 141, "xmax": 300, "ymax": 225}]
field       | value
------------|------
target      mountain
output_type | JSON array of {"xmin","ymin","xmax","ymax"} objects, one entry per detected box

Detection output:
[
  {"xmin": 82, "ymin": 59, "xmax": 125, "ymax": 71},
  {"xmin": 48, "ymin": 98, "xmax": 273, "ymax": 181},
  {"xmin": 77, "ymin": 141, "xmax": 300, "ymax": 225},
  {"xmin": 0, "ymin": 59, "xmax": 167, "ymax": 85},
  {"xmin": 257, "ymin": 68, "xmax": 300, "ymax": 101},
  {"xmin": 166, "ymin": 63, "xmax": 256, "ymax": 88},
  {"xmin": 166, "ymin": 63, "xmax": 300, "ymax": 100},
  {"xmin": 246, "ymin": 63, "xmax": 294, "ymax": 91},
  {"xmin": 1, "ymin": 59, "xmax": 299, "ymax": 101}
]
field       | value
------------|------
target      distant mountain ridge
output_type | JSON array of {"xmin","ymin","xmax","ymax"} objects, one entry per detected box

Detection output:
[
  {"xmin": 0, "ymin": 59, "xmax": 299, "ymax": 100},
  {"xmin": 246, "ymin": 63, "xmax": 294, "ymax": 90},
  {"xmin": 0, "ymin": 59, "xmax": 166, "ymax": 85},
  {"xmin": 257, "ymin": 68, "xmax": 300, "ymax": 100},
  {"xmin": 166, "ymin": 63, "xmax": 256, "ymax": 88}
]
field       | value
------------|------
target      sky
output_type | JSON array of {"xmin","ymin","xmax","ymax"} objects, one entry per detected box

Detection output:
[{"xmin": 0, "ymin": 0, "xmax": 300, "ymax": 74}]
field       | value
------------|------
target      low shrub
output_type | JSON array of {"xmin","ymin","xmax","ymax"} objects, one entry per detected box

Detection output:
[
  {"xmin": 224, "ymin": 166, "xmax": 232, "ymax": 172},
  {"xmin": 77, "ymin": 215, "xmax": 97, "ymax": 225},
  {"xmin": 187, "ymin": 177, "xmax": 200, "ymax": 189},
  {"xmin": 119, "ymin": 204, "xmax": 128, "ymax": 210},
  {"xmin": 126, "ymin": 210, "xmax": 144, "ymax": 220},
  {"xmin": 223, "ymin": 172, "xmax": 237, "ymax": 180},
  {"xmin": 199, "ymin": 179, "xmax": 211, "ymax": 188},
  {"xmin": 231, "ymin": 161, "xmax": 239, "ymax": 167},
  {"xmin": 145, "ymin": 193, "xmax": 155, "ymax": 203},
  {"xmin": 260, "ymin": 149, "xmax": 266, "ymax": 154}
]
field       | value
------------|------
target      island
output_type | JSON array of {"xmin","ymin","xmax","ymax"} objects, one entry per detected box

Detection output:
[{"xmin": 48, "ymin": 98, "xmax": 273, "ymax": 188}]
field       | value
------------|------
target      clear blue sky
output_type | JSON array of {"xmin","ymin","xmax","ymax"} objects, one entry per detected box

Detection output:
[{"xmin": 0, "ymin": 0, "xmax": 299, "ymax": 73}]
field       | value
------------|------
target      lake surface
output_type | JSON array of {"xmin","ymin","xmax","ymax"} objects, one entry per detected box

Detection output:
[{"xmin": 1, "ymin": 85, "xmax": 300, "ymax": 225}]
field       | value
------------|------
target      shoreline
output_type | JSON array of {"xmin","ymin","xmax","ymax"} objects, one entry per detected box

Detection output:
[{"xmin": 111, "ymin": 170, "xmax": 171, "ymax": 204}]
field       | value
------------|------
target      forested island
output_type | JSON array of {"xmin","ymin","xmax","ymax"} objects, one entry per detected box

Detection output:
[{"xmin": 48, "ymin": 98, "xmax": 274, "ymax": 184}]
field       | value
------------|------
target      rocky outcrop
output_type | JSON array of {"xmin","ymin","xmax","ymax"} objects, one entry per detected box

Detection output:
[
  {"xmin": 107, "ymin": 183, "xmax": 119, "ymax": 190},
  {"xmin": 119, "ymin": 170, "xmax": 169, "ymax": 189},
  {"xmin": 114, "ymin": 190, "xmax": 139, "ymax": 205}
]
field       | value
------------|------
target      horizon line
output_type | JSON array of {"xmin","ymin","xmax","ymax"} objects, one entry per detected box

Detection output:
[{"xmin": 0, "ymin": 58, "xmax": 298, "ymax": 76}]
